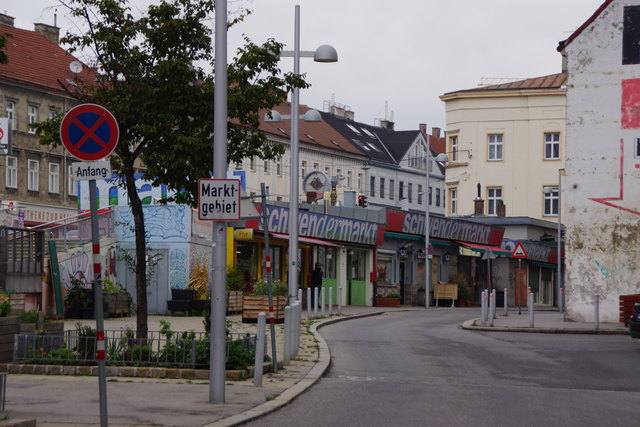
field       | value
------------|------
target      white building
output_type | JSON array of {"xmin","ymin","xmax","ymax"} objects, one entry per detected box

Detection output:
[{"xmin": 558, "ymin": 0, "xmax": 640, "ymax": 322}]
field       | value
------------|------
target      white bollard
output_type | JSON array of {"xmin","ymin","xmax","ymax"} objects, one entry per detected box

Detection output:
[
  {"xmin": 293, "ymin": 302, "xmax": 300, "ymax": 357},
  {"xmin": 283, "ymin": 305, "xmax": 291, "ymax": 363},
  {"xmin": 481, "ymin": 290, "xmax": 488, "ymax": 325},
  {"xmin": 298, "ymin": 288, "xmax": 303, "ymax": 304},
  {"xmin": 328, "ymin": 287, "xmax": 333, "ymax": 316},
  {"xmin": 489, "ymin": 290, "xmax": 496, "ymax": 327},
  {"xmin": 594, "ymin": 294, "xmax": 600, "ymax": 330},
  {"xmin": 321, "ymin": 287, "xmax": 326, "ymax": 317},
  {"xmin": 253, "ymin": 312, "xmax": 266, "ymax": 387},
  {"xmin": 338, "ymin": 286, "xmax": 343, "ymax": 315},
  {"xmin": 306, "ymin": 287, "xmax": 311, "ymax": 320},
  {"xmin": 313, "ymin": 287, "xmax": 319, "ymax": 318},
  {"xmin": 504, "ymin": 288, "xmax": 509, "ymax": 316},
  {"xmin": 528, "ymin": 292, "xmax": 534, "ymax": 328}
]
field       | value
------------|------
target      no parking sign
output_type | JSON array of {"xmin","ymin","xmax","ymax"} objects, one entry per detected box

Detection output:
[{"xmin": 60, "ymin": 104, "xmax": 119, "ymax": 160}]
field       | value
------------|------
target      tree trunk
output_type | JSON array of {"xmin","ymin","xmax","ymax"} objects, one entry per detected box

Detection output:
[{"xmin": 124, "ymin": 166, "xmax": 148, "ymax": 340}]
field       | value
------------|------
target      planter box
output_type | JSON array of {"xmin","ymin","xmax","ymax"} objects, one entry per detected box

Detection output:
[
  {"xmin": 104, "ymin": 292, "xmax": 131, "ymax": 317},
  {"xmin": 191, "ymin": 299, "xmax": 211, "ymax": 313},
  {"xmin": 171, "ymin": 289, "xmax": 196, "ymax": 301},
  {"xmin": 227, "ymin": 291, "xmax": 243, "ymax": 314},
  {"xmin": 9, "ymin": 293, "xmax": 25, "ymax": 315},
  {"xmin": 167, "ymin": 300, "xmax": 192, "ymax": 314},
  {"xmin": 0, "ymin": 316, "xmax": 19, "ymax": 362},
  {"xmin": 375, "ymin": 297, "xmax": 400, "ymax": 308},
  {"xmin": 20, "ymin": 321, "xmax": 64, "ymax": 334},
  {"xmin": 242, "ymin": 296, "xmax": 286, "ymax": 323}
]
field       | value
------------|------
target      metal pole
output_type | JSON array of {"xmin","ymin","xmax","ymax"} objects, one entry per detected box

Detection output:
[
  {"xmin": 89, "ymin": 180, "xmax": 108, "ymax": 427},
  {"xmin": 283, "ymin": 305, "xmax": 291, "ymax": 363},
  {"xmin": 211, "ymin": 0, "xmax": 228, "ymax": 404},
  {"xmin": 489, "ymin": 290, "xmax": 495, "ymax": 327},
  {"xmin": 594, "ymin": 294, "xmax": 600, "ymax": 330},
  {"xmin": 425, "ymin": 125, "xmax": 431, "ymax": 309},
  {"xmin": 260, "ymin": 184, "xmax": 277, "ymax": 373},
  {"xmin": 528, "ymin": 292, "xmax": 534, "ymax": 328},
  {"xmin": 253, "ymin": 312, "xmax": 266, "ymax": 387},
  {"xmin": 557, "ymin": 169, "xmax": 563, "ymax": 313},
  {"xmin": 504, "ymin": 288, "xmax": 508, "ymax": 316},
  {"xmin": 517, "ymin": 258, "xmax": 522, "ymax": 315},
  {"xmin": 338, "ymin": 286, "xmax": 342, "ymax": 315},
  {"xmin": 288, "ymin": 5, "xmax": 301, "ymax": 306}
]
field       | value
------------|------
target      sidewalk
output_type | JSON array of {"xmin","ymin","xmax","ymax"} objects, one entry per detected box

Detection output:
[{"xmin": 1, "ymin": 306, "xmax": 629, "ymax": 426}]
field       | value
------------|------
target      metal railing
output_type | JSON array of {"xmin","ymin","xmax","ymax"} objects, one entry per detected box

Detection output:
[
  {"xmin": 14, "ymin": 329, "xmax": 262, "ymax": 369},
  {"xmin": 0, "ymin": 226, "xmax": 45, "ymax": 290},
  {"xmin": 38, "ymin": 208, "xmax": 114, "ymax": 252}
]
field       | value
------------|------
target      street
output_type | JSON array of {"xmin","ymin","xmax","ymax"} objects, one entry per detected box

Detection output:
[{"xmin": 248, "ymin": 309, "xmax": 640, "ymax": 427}]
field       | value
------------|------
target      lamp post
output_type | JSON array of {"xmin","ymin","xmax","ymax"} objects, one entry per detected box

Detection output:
[
  {"xmin": 280, "ymin": 5, "xmax": 338, "ymax": 304},
  {"xmin": 544, "ymin": 167, "xmax": 565, "ymax": 312},
  {"xmin": 424, "ymin": 129, "xmax": 448, "ymax": 309}
]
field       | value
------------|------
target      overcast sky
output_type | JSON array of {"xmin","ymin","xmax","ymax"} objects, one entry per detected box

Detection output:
[{"xmin": 7, "ymin": 0, "xmax": 605, "ymax": 131}]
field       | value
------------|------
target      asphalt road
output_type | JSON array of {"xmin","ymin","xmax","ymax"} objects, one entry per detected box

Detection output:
[{"xmin": 247, "ymin": 309, "xmax": 640, "ymax": 427}]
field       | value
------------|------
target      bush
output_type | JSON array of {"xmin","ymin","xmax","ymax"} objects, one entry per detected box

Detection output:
[
  {"xmin": 226, "ymin": 266, "xmax": 244, "ymax": 292},
  {"xmin": 252, "ymin": 280, "xmax": 288, "ymax": 297},
  {"xmin": 19, "ymin": 310, "xmax": 39, "ymax": 323}
]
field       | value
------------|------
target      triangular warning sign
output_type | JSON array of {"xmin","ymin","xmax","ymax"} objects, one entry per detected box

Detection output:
[{"xmin": 512, "ymin": 242, "xmax": 527, "ymax": 258}]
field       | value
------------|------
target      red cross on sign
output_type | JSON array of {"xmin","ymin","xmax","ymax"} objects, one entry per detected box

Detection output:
[{"xmin": 60, "ymin": 104, "xmax": 119, "ymax": 161}]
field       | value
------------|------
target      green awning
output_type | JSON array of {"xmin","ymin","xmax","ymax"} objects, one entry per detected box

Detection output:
[{"xmin": 384, "ymin": 232, "xmax": 452, "ymax": 246}]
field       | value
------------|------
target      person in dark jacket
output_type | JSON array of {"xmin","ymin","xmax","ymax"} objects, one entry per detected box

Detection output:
[{"xmin": 311, "ymin": 262, "xmax": 323, "ymax": 307}]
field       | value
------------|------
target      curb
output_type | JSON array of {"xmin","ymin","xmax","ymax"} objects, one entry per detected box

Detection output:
[
  {"xmin": 207, "ymin": 310, "xmax": 387, "ymax": 427},
  {"xmin": 461, "ymin": 318, "xmax": 630, "ymax": 335}
]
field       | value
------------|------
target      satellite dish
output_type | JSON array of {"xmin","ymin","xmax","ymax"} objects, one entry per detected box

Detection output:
[{"xmin": 69, "ymin": 61, "xmax": 83, "ymax": 74}]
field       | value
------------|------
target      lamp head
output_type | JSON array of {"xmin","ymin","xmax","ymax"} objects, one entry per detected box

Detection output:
[
  {"xmin": 434, "ymin": 153, "xmax": 449, "ymax": 164},
  {"xmin": 314, "ymin": 45, "xmax": 338, "ymax": 63}
]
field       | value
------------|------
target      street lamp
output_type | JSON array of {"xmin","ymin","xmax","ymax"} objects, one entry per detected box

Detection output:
[
  {"xmin": 280, "ymin": 5, "xmax": 338, "ymax": 304},
  {"xmin": 424, "ymin": 132, "xmax": 448, "ymax": 309},
  {"xmin": 543, "ymin": 168, "xmax": 565, "ymax": 312}
]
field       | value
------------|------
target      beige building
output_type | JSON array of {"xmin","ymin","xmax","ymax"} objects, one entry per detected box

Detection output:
[{"xmin": 439, "ymin": 74, "xmax": 567, "ymax": 221}]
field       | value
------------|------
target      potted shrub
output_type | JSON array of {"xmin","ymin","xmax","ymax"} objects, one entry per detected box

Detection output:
[
  {"xmin": 19, "ymin": 310, "xmax": 64, "ymax": 333},
  {"xmin": 226, "ymin": 266, "xmax": 244, "ymax": 314},
  {"xmin": 242, "ymin": 280, "xmax": 287, "ymax": 323},
  {"xmin": 456, "ymin": 282, "xmax": 473, "ymax": 307},
  {"xmin": 375, "ymin": 293, "xmax": 401, "ymax": 308},
  {"xmin": 102, "ymin": 279, "xmax": 133, "ymax": 317},
  {"xmin": 65, "ymin": 278, "xmax": 90, "ymax": 319}
]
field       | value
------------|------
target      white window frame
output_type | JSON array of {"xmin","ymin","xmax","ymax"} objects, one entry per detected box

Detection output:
[
  {"xmin": 487, "ymin": 187, "xmax": 503, "ymax": 216},
  {"xmin": 380, "ymin": 177, "xmax": 386, "ymax": 199},
  {"xmin": 68, "ymin": 165, "xmax": 78, "ymax": 196},
  {"xmin": 347, "ymin": 171, "xmax": 352, "ymax": 188},
  {"xmin": 388, "ymin": 179, "xmax": 394, "ymax": 200},
  {"xmin": 27, "ymin": 105, "xmax": 39, "ymax": 134},
  {"xmin": 399, "ymin": 181, "xmax": 404, "ymax": 200},
  {"xmin": 544, "ymin": 132, "xmax": 560, "ymax": 160},
  {"xmin": 450, "ymin": 135, "xmax": 458, "ymax": 162},
  {"xmin": 436, "ymin": 188, "xmax": 441, "ymax": 206},
  {"xmin": 450, "ymin": 188, "xmax": 457, "ymax": 215},
  {"xmin": 301, "ymin": 161, "xmax": 306, "ymax": 181},
  {"xmin": 6, "ymin": 156, "xmax": 17, "ymax": 189},
  {"xmin": 263, "ymin": 160, "xmax": 269, "ymax": 174},
  {"xmin": 544, "ymin": 187, "xmax": 559, "ymax": 216},
  {"xmin": 6, "ymin": 101, "xmax": 15, "ymax": 130},
  {"xmin": 27, "ymin": 159, "xmax": 39, "ymax": 191},
  {"xmin": 488, "ymin": 134, "xmax": 503, "ymax": 161},
  {"xmin": 48, "ymin": 162, "xmax": 60, "ymax": 194},
  {"xmin": 357, "ymin": 173, "xmax": 363, "ymax": 192},
  {"xmin": 276, "ymin": 157, "xmax": 282, "ymax": 176},
  {"xmin": 250, "ymin": 157, "xmax": 255, "ymax": 171},
  {"xmin": 370, "ymin": 176, "xmax": 375, "ymax": 197}
]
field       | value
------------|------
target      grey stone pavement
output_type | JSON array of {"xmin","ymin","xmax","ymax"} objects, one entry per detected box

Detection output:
[{"xmin": 1, "ymin": 305, "xmax": 629, "ymax": 426}]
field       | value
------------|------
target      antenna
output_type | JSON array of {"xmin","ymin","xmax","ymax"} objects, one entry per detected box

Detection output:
[{"xmin": 384, "ymin": 101, "xmax": 389, "ymax": 121}]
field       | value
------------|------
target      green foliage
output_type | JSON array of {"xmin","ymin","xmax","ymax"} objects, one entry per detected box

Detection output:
[
  {"xmin": 225, "ymin": 338, "xmax": 255, "ymax": 370},
  {"xmin": 252, "ymin": 280, "xmax": 288, "ymax": 297},
  {"xmin": 0, "ymin": 295, "xmax": 10, "ymax": 318},
  {"xmin": 457, "ymin": 283, "xmax": 473, "ymax": 301},
  {"xmin": 102, "ymin": 279, "xmax": 126, "ymax": 293},
  {"xmin": 0, "ymin": 33, "xmax": 10, "ymax": 65},
  {"xmin": 65, "ymin": 278, "xmax": 89, "ymax": 309},
  {"xmin": 19, "ymin": 310, "xmax": 40, "ymax": 324},
  {"xmin": 226, "ymin": 266, "xmax": 244, "ymax": 291},
  {"xmin": 386, "ymin": 293, "xmax": 401, "ymax": 299},
  {"xmin": 75, "ymin": 323, "xmax": 96, "ymax": 360}
]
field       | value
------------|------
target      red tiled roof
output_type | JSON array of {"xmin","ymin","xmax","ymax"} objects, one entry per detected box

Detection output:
[
  {"xmin": 259, "ymin": 102, "xmax": 366, "ymax": 157},
  {"xmin": 557, "ymin": 0, "xmax": 613, "ymax": 52},
  {"xmin": 0, "ymin": 23, "xmax": 96, "ymax": 93},
  {"xmin": 428, "ymin": 133, "xmax": 445, "ymax": 155}
]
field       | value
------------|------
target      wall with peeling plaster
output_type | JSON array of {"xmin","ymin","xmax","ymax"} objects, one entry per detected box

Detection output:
[{"xmin": 564, "ymin": 0, "xmax": 640, "ymax": 322}]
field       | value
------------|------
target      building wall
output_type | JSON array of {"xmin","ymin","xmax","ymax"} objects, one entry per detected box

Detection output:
[
  {"xmin": 564, "ymin": 0, "xmax": 640, "ymax": 322},
  {"xmin": 442, "ymin": 91, "xmax": 566, "ymax": 220}
]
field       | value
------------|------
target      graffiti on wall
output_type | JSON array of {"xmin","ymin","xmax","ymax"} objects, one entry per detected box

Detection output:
[
  {"xmin": 117, "ymin": 205, "xmax": 188, "ymax": 240},
  {"xmin": 59, "ymin": 245, "xmax": 117, "ymax": 288},
  {"xmin": 169, "ymin": 248, "xmax": 188, "ymax": 289}
]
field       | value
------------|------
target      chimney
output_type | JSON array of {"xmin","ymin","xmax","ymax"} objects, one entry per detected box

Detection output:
[
  {"xmin": 497, "ymin": 200, "xmax": 506, "ymax": 217},
  {"xmin": 0, "ymin": 13, "xmax": 15, "ymax": 27},
  {"xmin": 34, "ymin": 23, "xmax": 60, "ymax": 44},
  {"xmin": 432, "ymin": 127, "xmax": 441, "ymax": 139},
  {"xmin": 379, "ymin": 120, "xmax": 394, "ymax": 130},
  {"xmin": 419, "ymin": 123, "xmax": 427, "ymax": 135}
]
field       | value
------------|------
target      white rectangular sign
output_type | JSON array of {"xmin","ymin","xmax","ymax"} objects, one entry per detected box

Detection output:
[
  {"xmin": 71, "ymin": 161, "xmax": 112, "ymax": 181},
  {"xmin": 198, "ymin": 178, "xmax": 241, "ymax": 220},
  {"xmin": 0, "ymin": 117, "xmax": 9, "ymax": 155}
]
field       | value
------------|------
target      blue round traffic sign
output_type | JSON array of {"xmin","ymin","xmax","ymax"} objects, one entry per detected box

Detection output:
[{"xmin": 60, "ymin": 104, "xmax": 119, "ymax": 161}]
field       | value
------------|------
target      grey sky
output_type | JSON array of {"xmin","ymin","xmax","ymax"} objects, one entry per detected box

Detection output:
[{"xmin": 5, "ymin": 0, "xmax": 604, "ymax": 131}]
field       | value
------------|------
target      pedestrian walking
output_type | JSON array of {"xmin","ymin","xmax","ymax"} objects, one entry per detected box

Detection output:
[{"xmin": 311, "ymin": 262, "xmax": 323, "ymax": 308}]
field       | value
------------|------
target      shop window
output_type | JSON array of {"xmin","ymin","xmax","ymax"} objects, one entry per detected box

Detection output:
[
  {"xmin": 349, "ymin": 249, "xmax": 366, "ymax": 281},
  {"xmin": 377, "ymin": 256, "xmax": 393, "ymax": 287}
]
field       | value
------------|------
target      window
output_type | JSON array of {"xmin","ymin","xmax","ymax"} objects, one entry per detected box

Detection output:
[
  {"xmin": 357, "ymin": 173, "xmax": 362, "ymax": 191},
  {"xmin": 389, "ymin": 179, "xmax": 395, "ymax": 200},
  {"xmin": 488, "ymin": 134, "xmax": 503, "ymax": 160},
  {"xmin": 436, "ymin": 188, "xmax": 441, "ymax": 206},
  {"xmin": 399, "ymin": 181, "xmax": 404, "ymax": 200},
  {"xmin": 263, "ymin": 160, "xmax": 268, "ymax": 174},
  {"xmin": 276, "ymin": 157, "xmax": 282, "ymax": 175},
  {"xmin": 28, "ymin": 159, "xmax": 39, "ymax": 191},
  {"xmin": 49, "ymin": 163, "xmax": 60, "ymax": 194},
  {"xmin": 544, "ymin": 187, "xmax": 559, "ymax": 216},
  {"xmin": 450, "ymin": 188, "xmax": 457, "ymax": 215},
  {"xmin": 380, "ymin": 178, "xmax": 385, "ymax": 198},
  {"xmin": 6, "ymin": 156, "xmax": 17, "ymax": 188},
  {"xmin": 250, "ymin": 157, "xmax": 255, "ymax": 171},
  {"xmin": 68, "ymin": 165, "xmax": 77, "ymax": 196},
  {"xmin": 313, "ymin": 162, "xmax": 319, "ymax": 171},
  {"xmin": 450, "ymin": 135, "xmax": 458, "ymax": 162},
  {"xmin": 336, "ymin": 168, "xmax": 342, "ymax": 183},
  {"xmin": 370, "ymin": 176, "xmax": 375, "ymax": 197},
  {"xmin": 487, "ymin": 187, "xmax": 503, "ymax": 215},
  {"xmin": 544, "ymin": 132, "xmax": 560, "ymax": 160},
  {"xmin": 301, "ymin": 161, "xmax": 307, "ymax": 180},
  {"xmin": 408, "ymin": 183, "xmax": 413, "ymax": 203},
  {"xmin": 27, "ymin": 105, "xmax": 39, "ymax": 134},
  {"xmin": 418, "ymin": 184, "xmax": 423, "ymax": 205},
  {"xmin": 325, "ymin": 166, "xmax": 331, "ymax": 178},
  {"xmin": 429, "ymin": 186, "xmax": 432, "ymax": 205},
  {"xmin": 347, "ymin": 171, "xmax": 352, "ymax": 188},
  {"xmin": 6, "ymin": 101, "xmax": 15, "ymax": 129},
  {"xmin": 49, "ymin": 109, "xmax": 57, "ymax": 119}
]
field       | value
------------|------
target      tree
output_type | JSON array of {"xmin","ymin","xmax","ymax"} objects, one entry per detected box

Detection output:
[
  {"xmin": 37, "ymin": 0, "xmax": 307, "ymax": 339},
  {"xmin": 0, "ymin": 33, "xmax": 10, "ymax": 64}
]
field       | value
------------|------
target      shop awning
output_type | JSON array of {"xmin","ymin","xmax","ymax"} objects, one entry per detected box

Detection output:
[
  {"xmin": 456, "ymin": 241, "xmax": 512, "ymax": 257},
  {"xmin": 384, "ymin": 232, "xmax": 452, "ymax": 246},
  {"xmin": 270, "ymin": 232, "xmax": 341, "ymax": 247}
]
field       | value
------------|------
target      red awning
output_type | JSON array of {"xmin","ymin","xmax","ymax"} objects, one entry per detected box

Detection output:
[
  {"xmin": 270, "ymin": 232, "xmax": 341, "ymax": 247},
  {"xmin": 456, "ymin": 241, "xmax": 512, "ymax": 257}
]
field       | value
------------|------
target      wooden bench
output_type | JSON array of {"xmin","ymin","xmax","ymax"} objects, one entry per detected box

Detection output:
[{"xmin": 434, "ymin": 284, "xmax": 458, "ymax": 307}]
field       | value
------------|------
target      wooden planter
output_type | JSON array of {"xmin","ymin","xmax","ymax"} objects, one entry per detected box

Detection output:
[
  {"xmin": 375, "ymin": 297, "xmax": 400, "ymax": 308},
  {"xmin": 227, "ymin": 291, "xmax": 243, "ymax": 314},
  {"xmin": 171, "ymin": 289, "xmax": 196, "ymax": 301},
  {"xmin": 0, "ymin": 316, "xmax": 20, "ymax": 362},
  {"xmin": 104, "ymin": 292, "xmax": 131, "ymax": 317},
  {"xmin": 242, "ymin": 296, "xmax": 286, "ymax": 323},
  {"xmin": 20, "ymin": 321, "xmax": 64, "ymax": 334}
]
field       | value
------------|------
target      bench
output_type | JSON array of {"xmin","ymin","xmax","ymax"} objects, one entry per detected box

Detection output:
[{"xmin": 434, "ymin": 284, "xmax": 458, "ymax": 307}]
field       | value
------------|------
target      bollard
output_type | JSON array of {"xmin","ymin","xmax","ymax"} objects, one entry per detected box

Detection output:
[
  {"xmin": 481, "ymin": 290, "xmax": 488, "ymax": 325},
  {"xmin": 298, "ymin": 288, "xmax": 303, "ymax": 303},
  {"xmin": 489, "ymin": 290, "xmax": 496, "ymax": 327},
  {"xmin": 293, "ymin": 302, "xmax": 300, "ymax": 357},
  {"xmin": 559, "ymin": 288, "xmax": 565, "ymax": 313},
  {"xmin": 306, "ymin": 287, "xmax": 311, "ymax": 320},
  {"xmin": 253, "ymin": 312, "xmax": 266, "ymax": 387},
  {"xmin": 338, "ymin": 286, "xmax": 343, "ymax": 315},
  {"xmin": 504, "ymin": 288, "xmax": 509, "ymax": 316},
  {"xmin": 313, "ymin": 287, "xmax": 319, "ymax": 318},
  {"xmin": 283, "ymin": 306, "xmax": 291, "ymax": 363},
  {"xmin": 321, "ymin": 287, "xmax": 326, "ymax": 317},
  {"xmin": 528, "ymin": 292, "xmax": 534, "ymax": 328},
  {"xmin": 594, "ymin": 294, "xmax": 600, "ymax": 330},
  {"xmin": 328, "ymin": 287, "xmax": 333, "ymax": 316}
]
